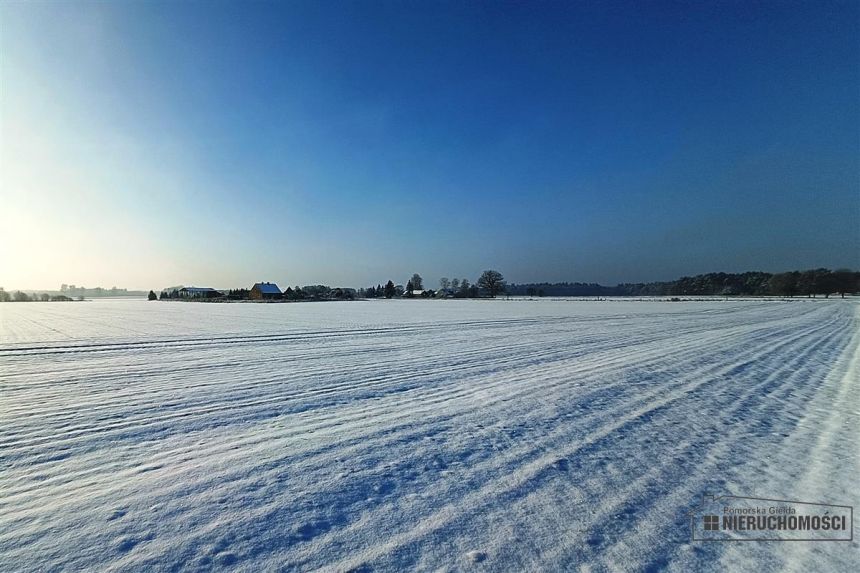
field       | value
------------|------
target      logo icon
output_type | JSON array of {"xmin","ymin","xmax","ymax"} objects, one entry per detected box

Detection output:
[{"xmin": 703, "ymin": 515, "xmax": 720, "ymax": 531}]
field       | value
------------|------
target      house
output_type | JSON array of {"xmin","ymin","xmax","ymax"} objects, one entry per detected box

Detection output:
[
  {"xmin": 250, "ymin": 282, "xmax": 282, "ymax": 300},
  {"xmin": 178, "ymin": 287, "xmax": 222, "ymax": 299}
]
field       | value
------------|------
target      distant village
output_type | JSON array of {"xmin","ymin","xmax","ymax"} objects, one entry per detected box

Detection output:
[{"xmin": 154, "ymin": 271, "xmax": 508, "ymax": 302}]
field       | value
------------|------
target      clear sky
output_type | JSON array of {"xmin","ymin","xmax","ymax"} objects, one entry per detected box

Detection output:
[{"xmin": 1, "ymin": 0, "xmax": 858, "ymax": 291}]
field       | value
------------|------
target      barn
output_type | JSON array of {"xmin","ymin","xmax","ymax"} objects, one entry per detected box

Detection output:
[
  {"xmin": 178, "ymin": 287, "xmax": 222, "ymax": 299},
  {"xmin": 250, "ymin": 282, "xmax": 282, "ymax": 300}
]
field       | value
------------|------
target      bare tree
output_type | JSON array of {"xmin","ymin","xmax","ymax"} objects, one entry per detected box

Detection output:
[
  {"xmin": 457, "ymin": 279, "xmax": 470, "ymax": 297},
  {"xmin": 439, "ymin": 277, "xmax": 450, "ymax": 291},
  {"xmin": 832, "ymin": 269, "xmax": 858, "ymax": 298},
  {"xmin": 477, "ymin": 270, "xmax": 506, "ymax": 297},
  {"xmin": 410, "ymin": 273, "xmax": 423, "ymax": 290}
]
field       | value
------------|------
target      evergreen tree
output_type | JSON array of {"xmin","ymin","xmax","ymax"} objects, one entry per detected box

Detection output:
[{"xmin": 384, "ymin": 280, "xmax": 396, "ymax": 299}]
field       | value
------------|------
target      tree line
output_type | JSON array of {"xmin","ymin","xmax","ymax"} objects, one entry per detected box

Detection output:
[
  {"xmin": 0, "ymin": 288, "xmax": 75, "ymax": 302},
  {"xmin": 507, "ymin": 268, "xmax": 859, "ymax": 298},
  {"xmin": 157, "ymin": 285, "xmax": 357, "ymax": 301},
  {"xmin": 9, "ymin": 268, "xmax": 855, "ymax": 304},
  {"xmin": 60, "ymin": 285, "xmax": 147, "ymax": 298},
  {"xmin": 358, "ymin": 270, "xmax": 507, "ymax": 299}
]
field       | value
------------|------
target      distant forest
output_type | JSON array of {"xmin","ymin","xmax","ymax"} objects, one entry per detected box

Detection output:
[{"xmin": 507, "ymin": 269, "xmax": 859, "ymax": 298}]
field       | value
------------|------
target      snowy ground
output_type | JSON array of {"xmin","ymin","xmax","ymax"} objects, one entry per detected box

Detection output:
[{"xmin": 1, "ymin": 298, "xmax": 858, "ymax": 572}]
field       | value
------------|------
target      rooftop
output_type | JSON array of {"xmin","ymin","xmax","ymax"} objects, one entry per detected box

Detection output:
[{"xmin": 252, "ymin": 282, "xmax": 281, "ymax": 294}]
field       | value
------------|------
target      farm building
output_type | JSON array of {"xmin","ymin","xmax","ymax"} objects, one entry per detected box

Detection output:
[
  {"xmin": 178, "ymin": 287, "xmax": 222, "ymax": 299},
  {"xmin": 250, "ymin": 282, "xmax": 282, "ymax": 300}
]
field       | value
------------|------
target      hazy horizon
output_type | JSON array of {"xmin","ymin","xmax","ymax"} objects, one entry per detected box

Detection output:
[{"xmin": 2, "ymin": 1, "xmax": 858, "ymax": 291}]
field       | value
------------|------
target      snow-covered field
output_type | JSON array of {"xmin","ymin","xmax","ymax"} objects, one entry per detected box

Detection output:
[{"xmin": 1, "ymin": 298, "xmax": 858, "ymax": 572}]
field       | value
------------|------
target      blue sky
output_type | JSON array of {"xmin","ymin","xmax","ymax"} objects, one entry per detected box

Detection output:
[{"xmin": 1, "ymin": 0, "xmax": 858, "ymax": 290}]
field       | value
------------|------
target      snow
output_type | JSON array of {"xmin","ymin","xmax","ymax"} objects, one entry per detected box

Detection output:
[{"xmin": 1, "ymin": 298, "xmax": 858, "ymax": 572}]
